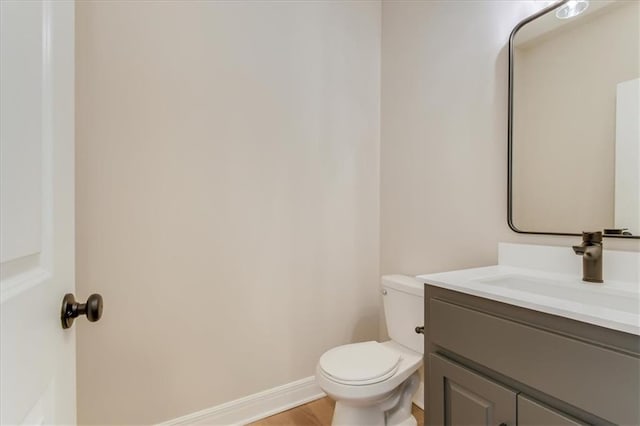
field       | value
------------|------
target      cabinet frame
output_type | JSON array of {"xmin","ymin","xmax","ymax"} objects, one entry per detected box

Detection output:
[{"xmin": 424, "ymin": 285, "xmax": 640, "ymax": 426}]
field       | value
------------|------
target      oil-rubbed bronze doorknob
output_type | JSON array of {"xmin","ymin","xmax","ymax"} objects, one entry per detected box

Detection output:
[{"xmin": 61, "ymin": 293, "xmax": 103, "ymax": 329}]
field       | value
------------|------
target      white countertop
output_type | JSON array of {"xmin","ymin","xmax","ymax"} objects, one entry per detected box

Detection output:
[{"xmin": 416, "ymin": 243, "xmax": 640, "ymax": 336}]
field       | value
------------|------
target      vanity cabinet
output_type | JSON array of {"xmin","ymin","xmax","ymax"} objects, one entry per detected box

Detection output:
[{"xmin": 424, "ymin": 285, "xmax": 640, "ymax": 426}]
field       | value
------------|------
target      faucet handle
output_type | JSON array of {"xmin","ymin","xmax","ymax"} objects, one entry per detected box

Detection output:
[{"xmin": 581, "ymin": 231, "xmax": 602, "ymax": 243}]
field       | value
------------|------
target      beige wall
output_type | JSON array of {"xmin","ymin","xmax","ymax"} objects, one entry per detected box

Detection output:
[
  {"xmin": 513, "ymin": 1, "xmax": 640, "ymax": 233},
  {"xmin": 75, "ymin": 2, "xmax": 381, "ymax": 424},
  {"xmin": 381, "ymin": 0, "xmax": 522, "ymax": 276},
  {"xmin": 380, "ymin": 0, "xmax": 639, "ymax": 279},
  {"xmin": 76, "ymin": 1, "xmax": 640, "ymax": 424}
]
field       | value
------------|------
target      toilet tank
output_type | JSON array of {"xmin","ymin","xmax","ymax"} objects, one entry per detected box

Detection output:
[{"xmin": 381, "ymin": 275, "xmax": 424, "ymax": 354}]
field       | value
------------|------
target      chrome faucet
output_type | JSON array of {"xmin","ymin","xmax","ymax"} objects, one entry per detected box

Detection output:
[{"xmin": 572, "ymin": 231, "xmax": 603, "ymax": 283}]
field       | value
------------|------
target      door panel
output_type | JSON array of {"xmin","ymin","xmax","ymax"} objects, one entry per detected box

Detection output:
[
  {"xmin": 0, "ymin": 0, "xmax": 43, "ymax": 264},
  {"xmin": 447, "ymin": 381, "xmax": 496, "ymax": 425},
  {"xmin": 0, "ymin": 1, "xmax": 75, "ymax": 424},
  {"xmin": 429, "ymin": 354, "xmax": 517, "ymax": 426},
  {"xmin": 518, "ymin": 395, "xmax": 587, "ymax": 426}
]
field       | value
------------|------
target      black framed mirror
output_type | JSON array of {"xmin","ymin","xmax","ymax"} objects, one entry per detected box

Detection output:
[{"xmin": 508, "ymin": 0, "xmax": 639, "ymax": 239}]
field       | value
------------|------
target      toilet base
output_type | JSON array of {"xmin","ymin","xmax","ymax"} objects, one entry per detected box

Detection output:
[
  {"xmin": 329, "ymin": 371, "xmax": 420, "ymax": 426},
  {"xmin": 331, "ymin": 406, "xmax": 417, "ymax": 426},
  {"xmin": 391, "ymin": 414, "xmax": 417, "ymax": 426},
  {"xmin": 332, "ymin": 402, "xmax": 386, "ymax": 426}
]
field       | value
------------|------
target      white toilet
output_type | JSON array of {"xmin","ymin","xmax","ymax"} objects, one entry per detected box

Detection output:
[{"xmin": 315, "ymin": 275, "xmax": 424, "ymax": 426}]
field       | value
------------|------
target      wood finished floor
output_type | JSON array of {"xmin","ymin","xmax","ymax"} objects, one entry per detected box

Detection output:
[{"xmin": 248, "ymin": 397, "xmax": 424, "ymax": 426}]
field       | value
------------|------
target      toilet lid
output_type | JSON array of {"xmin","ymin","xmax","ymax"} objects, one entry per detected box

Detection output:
[{"xmin": 319, "ymin": 341, "xmax": 401, "ymax": 385}]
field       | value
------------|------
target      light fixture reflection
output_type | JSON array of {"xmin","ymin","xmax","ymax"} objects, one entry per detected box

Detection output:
[{"xmin": 556, "ymin": 0, "xmax": 589, "ymax": 19}]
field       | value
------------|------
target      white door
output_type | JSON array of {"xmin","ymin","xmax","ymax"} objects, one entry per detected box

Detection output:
[{"xmin": 1, "ymin": 1, "xmax": 77, "ymax": 424}]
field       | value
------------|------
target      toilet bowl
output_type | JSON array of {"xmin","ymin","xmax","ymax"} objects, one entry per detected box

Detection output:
[{"xmin": 315, "ymin": 275, "xmax": 424, "ymax": 426}]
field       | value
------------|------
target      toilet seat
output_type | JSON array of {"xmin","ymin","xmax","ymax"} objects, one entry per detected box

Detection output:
[{"xmin": 319, "ymin": 341, "xmax": 402, "ymax": 386}]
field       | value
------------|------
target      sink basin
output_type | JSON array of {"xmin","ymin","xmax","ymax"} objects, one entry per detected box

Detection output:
[
  {"xmin": 476, "ymin": 274, "xmax": 639, "ymax": 315},
  {"xmin": 418, "ymin": 255, "xmax": 639, "ymax": 335},
  {"xmin": 417, "ymin": 243, "xmax": 640, "ymax": 335}
]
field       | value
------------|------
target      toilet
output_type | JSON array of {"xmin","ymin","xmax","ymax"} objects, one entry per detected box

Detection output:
[{"xmin": 315, "ymin": 275, "xmax": 424, "ymax": 426}]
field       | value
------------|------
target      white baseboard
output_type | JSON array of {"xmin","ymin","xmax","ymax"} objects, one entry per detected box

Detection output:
[
  {"xmin": 158, "ymin": 377, "xmax": 325, "ymax": 426},
  {"xmin": 412, "ymin": 380, "xmax": 424, "ymax": 410}
]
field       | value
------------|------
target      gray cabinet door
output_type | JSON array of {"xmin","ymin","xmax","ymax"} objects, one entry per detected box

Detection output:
[
  {"xmin": 518, "ymin": 395, "xmax": 587, "ymax": 426},
  {"xmin": 429, "ymin": 354, "xmax": 517, "ymax": 426}
]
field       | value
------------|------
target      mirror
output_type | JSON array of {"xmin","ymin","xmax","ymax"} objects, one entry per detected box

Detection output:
[{"xmin": 508, "ymin": 0, "xmax": 639, "ymax": 238}]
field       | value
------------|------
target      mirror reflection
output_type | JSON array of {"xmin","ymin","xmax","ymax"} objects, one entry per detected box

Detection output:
[{"xmin": 510, "ymin": 0, "xmax": 639, "ymax": 237}]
